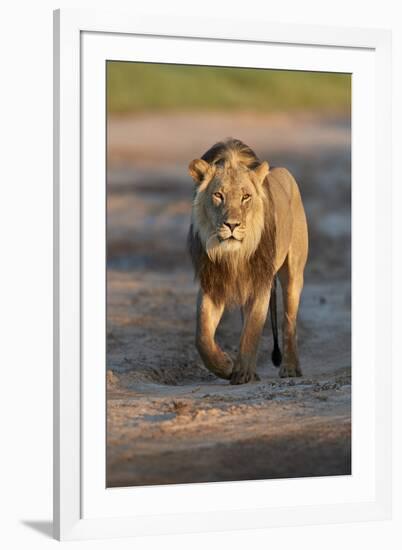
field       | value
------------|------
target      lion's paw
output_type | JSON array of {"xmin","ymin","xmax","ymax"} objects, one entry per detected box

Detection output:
[
  {"xmin": 279, "ymin": 365, "xmax": 302, "ymax": 378},
  {"xmin": 209, "ymin": 351, "xmax": 234, "ymax": 380},
  {"xmin": 230, "ymin": 368, "xmax": 260, "ymax": 385}
]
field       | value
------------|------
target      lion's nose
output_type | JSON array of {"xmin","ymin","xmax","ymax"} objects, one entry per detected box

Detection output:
[{"xmin": 224, "ymin": 222, "xmax": 240, "ymax": 233}]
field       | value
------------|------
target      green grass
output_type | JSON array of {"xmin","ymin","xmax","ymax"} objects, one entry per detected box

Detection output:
[{"xmin": 107, "ymin": 62, "xmax": 351, "ymax": 114}]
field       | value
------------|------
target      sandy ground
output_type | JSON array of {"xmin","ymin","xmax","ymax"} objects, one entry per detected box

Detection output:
[{"xmin": 106, "ymin": 112, "xmax": 351, "ymax": 487}]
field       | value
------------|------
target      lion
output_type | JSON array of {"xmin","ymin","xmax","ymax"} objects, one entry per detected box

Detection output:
[{"xmin": 187, "ymin": 138, "xmax": 308, "ymax": 384}]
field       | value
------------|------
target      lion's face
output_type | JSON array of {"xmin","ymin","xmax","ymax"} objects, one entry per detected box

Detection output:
[
  {"xmin": 189, "ymin": 158, "xmax": 269, "ymax": 262},
  {"xmin": 205, "ymin": 166, "xmax": 259, "ymax": 250}
]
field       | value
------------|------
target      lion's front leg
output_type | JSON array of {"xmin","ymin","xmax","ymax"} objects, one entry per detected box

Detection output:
[
  {"xmin": 195, "ymin": 290, "xmax": 233, "ymax": 380},
  {"xmin": 231, "ymin": 289, "xmax": 271, "ymax": 385}
]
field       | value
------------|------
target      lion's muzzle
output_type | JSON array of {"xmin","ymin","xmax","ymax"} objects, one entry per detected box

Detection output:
[{"xmin": 217, "ymin": 221, "xmax": 245, "ymax": 242}]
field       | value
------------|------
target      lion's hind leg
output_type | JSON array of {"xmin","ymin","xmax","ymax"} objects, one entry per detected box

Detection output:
[{"xmin": 278, "ymin": 259, "xmax": 304, "ymax": 378}]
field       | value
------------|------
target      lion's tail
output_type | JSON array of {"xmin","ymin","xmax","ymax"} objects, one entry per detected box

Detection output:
[{"xmin": 270, "ymin": 276, "xmax": 282, "ymax": 367}]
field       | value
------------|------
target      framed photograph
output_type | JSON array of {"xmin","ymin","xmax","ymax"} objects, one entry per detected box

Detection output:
[{"xmin": 53, "ymin": 8, "xmax": 392, "ymax": 541}]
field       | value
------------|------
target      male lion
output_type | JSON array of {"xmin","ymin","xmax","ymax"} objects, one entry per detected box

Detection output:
[{"xmin": 188, "ymin": 138, "xmax": 308, "ymax": 384}]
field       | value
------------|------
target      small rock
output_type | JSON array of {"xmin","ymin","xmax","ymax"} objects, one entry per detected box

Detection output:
[{"xmin": 316, "ymin": 394, "xmax": 328, "ymax": 401}]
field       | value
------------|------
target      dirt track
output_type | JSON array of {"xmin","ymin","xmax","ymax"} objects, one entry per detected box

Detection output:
[{"xmin": 106, "ymin": 112, "xmax": 351, "ymax": 487}]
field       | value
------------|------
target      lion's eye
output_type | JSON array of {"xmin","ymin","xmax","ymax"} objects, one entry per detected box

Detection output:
[
  {"xmin": 242, "ymin": 194, "xmax": 251, "ymax": 201},
  {"xmin": 213, "ymin": 192, "xmax": 223, "ymax": 200}
]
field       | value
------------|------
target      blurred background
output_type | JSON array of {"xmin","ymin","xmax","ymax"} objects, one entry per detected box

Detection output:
[{"xmin": 106, "ymin": 62, "xmax": 351, "ymax": 488}]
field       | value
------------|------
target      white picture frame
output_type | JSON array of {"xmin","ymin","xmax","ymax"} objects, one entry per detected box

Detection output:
[{"xmin": 53, "ymin": 8, "xmax": 392, "ymax": 541}]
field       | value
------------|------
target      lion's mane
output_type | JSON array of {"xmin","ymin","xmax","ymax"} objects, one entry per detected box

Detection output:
[{"xmin": 188, "ymin": 139, "xmax": 276, "ymax": 307}]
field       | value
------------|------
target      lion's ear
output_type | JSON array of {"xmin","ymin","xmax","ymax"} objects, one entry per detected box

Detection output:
[
  {"xmin": 188, "ymin": 159, "xmax": 213, "ymax": 185},
  {"xmin": 253, "ymin": 161, "xmax": 270, "ymax": 185}
]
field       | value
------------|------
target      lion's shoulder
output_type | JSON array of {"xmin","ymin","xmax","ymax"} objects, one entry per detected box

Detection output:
[{"xmin": 266, "ymin": 166, "xmax": 299, "ymax": 202}]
